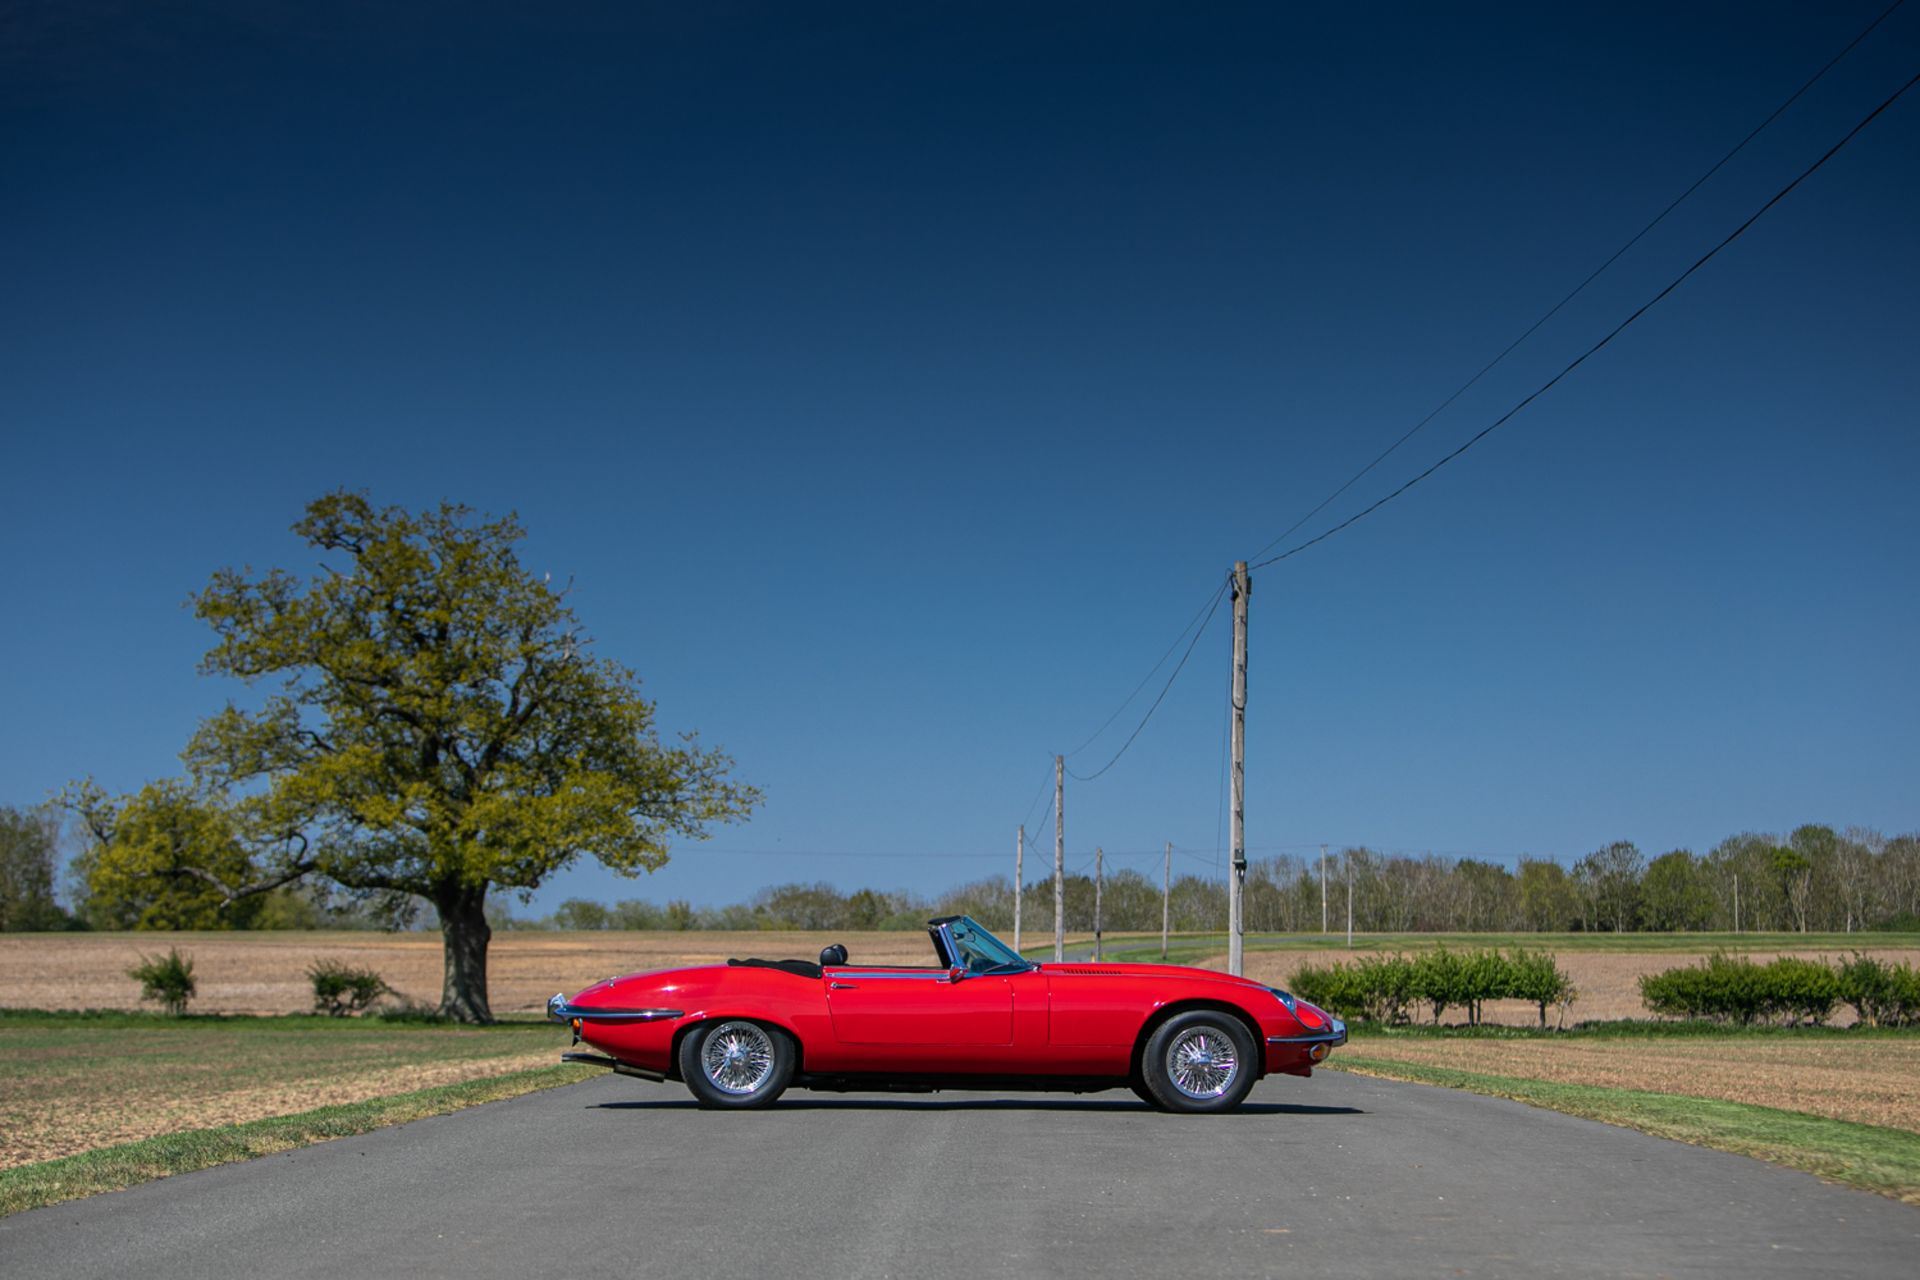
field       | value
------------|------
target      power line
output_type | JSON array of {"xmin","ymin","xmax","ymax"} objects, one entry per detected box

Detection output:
[
  {"xmin": 691, "ymin": 847, "xmax": 1010, "ymax": 860},
  {"xmin": 1018, "ymin": 764, "xmax": 1054, "ymax": 831},
  {"xmin": 1060, "ymin": 581, "xmax": 1229, "ymax": 760},
  {"xmin": 1252, "ymin": 64, "xmax": 1920, "ymax": 571},
  {"xmin": 1065, "ymin": 580, "xmax": 1229, "ymax": 781},
  {"xmin": 1245, "ymin": 0, "xmax": 1910, "ymax": 566}
]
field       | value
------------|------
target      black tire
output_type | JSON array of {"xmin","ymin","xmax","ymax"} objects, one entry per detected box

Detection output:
[
  {"xmin": 1128, "ymin": 1077, "xmax": 1165, "ymax": 1110},
  {"xmin": 677, "ymin": 1019, "xmax": 796, "ymax": 1109},
  {"xmin": 1139, "ymin": 1010, "xmax": 1257, "ymax": 1114}
]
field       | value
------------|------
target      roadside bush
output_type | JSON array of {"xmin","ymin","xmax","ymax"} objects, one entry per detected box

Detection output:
[
  {"xmin": 1838, "ymin": 954, "xmax": 1899, "ymax": 1027},
  {"xmin": 307, "ymin": 959, "xmax": 392, "ymax": 1017},
  {"xmin": 1456, "ymin": 949, "xmax": 1510, "ymax": 1026},
  {"xmin": 1413, "ymin": 947, "xmax": 1467, "ymax": 1025},
  {"xmin": 1640, "ymin": 952, "xmax": 1887, "ymax": 1026},
  {"xmin": 1293, "ymin": 949, "xmax": 1579, "ymax": 1028},
  {"xmin": 1507, "ymin": 949, "xmax": 1576, "ymax": 1028},
  {"xmin": 1764, "ymin": 956, "xmax": 1840, "ymax": 1026},
  {"xmin": 128, "ymin": 947, "xmax": 196, "ymax": 1015},
  {"xmin": 1287, "ymin": 962, "xmax": 1363, "ymax": 1021},
  {"xmin": 1353, "ymin": 954, "xmax": 1417, "ymax": 1025}
]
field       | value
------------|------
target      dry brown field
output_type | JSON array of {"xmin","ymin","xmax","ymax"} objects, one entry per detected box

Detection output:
[
  {"xmin": 5, "ymin": 932, "xmax": 1917, "ymax": 1022},
  {"xmin": 1335, "ymin": 1034, "xmax": 1920, "ymax": 1134},
  {"xmin": 0, "ymin": 931, "xmax": 944, "ymax": 1016}
]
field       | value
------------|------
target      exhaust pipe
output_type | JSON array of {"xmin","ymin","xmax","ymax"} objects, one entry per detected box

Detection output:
[{"xmin": 561, "ymin": 1051, "xmax": 667, "ymax": 1083}]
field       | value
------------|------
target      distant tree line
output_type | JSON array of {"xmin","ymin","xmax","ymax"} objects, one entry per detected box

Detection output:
[
  {"xmin": 505, "ymin": 824, "xmax": 1920, "ymax": 936},
  {"xmin": 11, "ymin": 805, "xmax": 1917, "ymax": 937}
]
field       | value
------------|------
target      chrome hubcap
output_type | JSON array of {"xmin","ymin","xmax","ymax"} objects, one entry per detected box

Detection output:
[
  {"xmin": 701, "ymin": 1021, "xmax": 776, "ymax": 1095},
  {"xmin": 1167, "ymin": 1028, "xmax": 1238, "ymax": 1099}
]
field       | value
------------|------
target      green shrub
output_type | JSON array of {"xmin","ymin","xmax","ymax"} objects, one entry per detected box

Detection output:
[
  {"xmin": 1639, "ymin": 953, "xmax": 1765, "ymax": 1022},
  {"xmin": 1353, "ymin": 954, "xmax": 1417, "ymax": 1024},
  {"xmin": 1287, "ymin": 962, "xmax": 1354, "ymax": 1019},
  {"xmin": 307, "ymin": 959, "xmax": 392, "ymax": 1017},
  {"xmin": 1762, "ymin": 956, "xmax": 1840, "ymax": 1026},
  {"xmin": 1413, "ymin": 947, "xmax": 1468, "ymax": 1024},
  {"xmin": 127, "ymin": 947, "xmax": 196, "ymax": 1015},
  {"xmin": 1833, "ymin": 953, "xmax": 1920, "ymax": 1027},
  {"xmin": 1507, "ymin": 949, "xmax": 1576, "ymax": 1027},
  {"xmin": 1642, "ymin": 952, "xmax": 1860, "ymax": 1026},
  {"xmin": 1457, "ymin": 949, "xmax": 1512, "ymax": 1026},
  {"xmin": 1880, "ymin": 959, "xmax": 1920, "ymax": 1027}
]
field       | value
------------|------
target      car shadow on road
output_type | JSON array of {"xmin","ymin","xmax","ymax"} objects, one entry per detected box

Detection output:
[{"xmin": 591, "ymin": 1097, "xmax": 1364, "ymax": 1115}]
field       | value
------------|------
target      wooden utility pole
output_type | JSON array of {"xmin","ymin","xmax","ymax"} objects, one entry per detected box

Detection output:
[
  {"xmin": 1013, "ymin": 825, "xmax": 1025, "ymax": 953},
  {"xmin": 1162, "ymin": 841, "xmax": 1172, "ymax": 960},
  {"xmin": 1228, "ymin": 561, "xmax": 1250, "ymax": 976},
  {"xmin": 1320, "ymin": 843, "xmax": 1328, "ymax": 934},
  {"xmin": 1053, "ymin": 755, "xmax": 1065, "ymax": 962},
  {"xmin": 1346, "ymin": 848, "xmax": 1354, "ymax": 949},
  {"xmin": 1734, "ymin": 873, "xmax": 1741, "ymax": 933},
  {"xmin": 1093, "ymin": 847, "xmax": 1104, "ymax": 962}
]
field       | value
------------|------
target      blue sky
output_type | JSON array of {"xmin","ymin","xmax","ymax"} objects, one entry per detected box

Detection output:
[{"xmin": 3, "ymin": 2, "xmax": 1916, "ymax": 914}]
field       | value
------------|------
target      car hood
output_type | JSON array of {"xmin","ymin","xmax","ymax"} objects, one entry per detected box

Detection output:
[{"xmin": 1041, "ymin": 961, "xmax": 1268, "ymax": 988}]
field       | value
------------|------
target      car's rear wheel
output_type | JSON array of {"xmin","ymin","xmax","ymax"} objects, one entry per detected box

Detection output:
[
  {"xmin": 678, "ymin": 1019, "xmax": 795, "ymax": 1109},
  {"xmin": 1140, "ymin": 1010, "xmax": 1257, "ymax": 1114}
]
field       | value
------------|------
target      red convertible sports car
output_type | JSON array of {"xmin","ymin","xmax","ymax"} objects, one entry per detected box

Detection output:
[{"xmin": 547, "ymin": 914, "xmax": 1345, "ymax": 1113}]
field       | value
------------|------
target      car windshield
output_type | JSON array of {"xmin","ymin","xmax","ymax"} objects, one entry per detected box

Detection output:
[{"xmin": 944, "ymin": 916, "xmax": 1031, "ymax": 974}]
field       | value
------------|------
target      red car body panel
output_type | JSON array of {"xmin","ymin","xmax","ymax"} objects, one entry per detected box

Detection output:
[{"xmin": 564, "ymin": 953, "xmax": 1339, "ymax": 1087}]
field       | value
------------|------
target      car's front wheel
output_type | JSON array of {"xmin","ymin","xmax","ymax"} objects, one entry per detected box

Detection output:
[
  {"xmin": 678, "ymin": 1019, "xmax": 795, "ymax": 1109},
  {"xmin": 1139, "ymin": 1010, "xmax": 1257, "ymax": 1114}
]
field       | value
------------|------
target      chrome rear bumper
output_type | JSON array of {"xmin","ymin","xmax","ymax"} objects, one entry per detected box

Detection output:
[{"xmin": 546, "ymin": 993, "xmax": 685, "ymax": 1024}]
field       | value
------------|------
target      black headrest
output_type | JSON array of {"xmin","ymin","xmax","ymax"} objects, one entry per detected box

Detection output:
[{"xmin": 819, "ymin": 944, "xmax": 848, "ymax": 966}]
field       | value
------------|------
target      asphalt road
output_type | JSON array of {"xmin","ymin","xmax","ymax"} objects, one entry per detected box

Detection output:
[{"xmin": 5, "ymin": 1070, "xmax": 1915, "ymax": 1279}]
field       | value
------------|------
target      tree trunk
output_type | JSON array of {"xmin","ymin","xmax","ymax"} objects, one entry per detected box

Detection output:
[{"xmin": 436, "ymin": 884, "xmax": 494, "ymax": 1024}]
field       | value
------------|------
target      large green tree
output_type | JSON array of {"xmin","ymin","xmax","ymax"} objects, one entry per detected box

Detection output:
[
  {"xmin": 1640, "ymin": 849, "xmax": 1713, "ymax": 932},
  {"xmin": 85, "ymin": 493, "xmax": 757, "ymax": 1021},
  {"xmin": 62, "ymin": 779, "xmax": 267, "ymax": 929},
  {"xmin": 0, "ymin": 805, "xmax": 65, "ymax": 931}
]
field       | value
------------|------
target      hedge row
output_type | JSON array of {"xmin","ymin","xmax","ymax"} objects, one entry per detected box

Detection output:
[
  {"xmin": 1638, "ymin": 953, "xmax": 1920, "ymax": 1026},
  {"xmin": 1287, "ymin": 947, "xmax": 1577, "ymax": 1027}
]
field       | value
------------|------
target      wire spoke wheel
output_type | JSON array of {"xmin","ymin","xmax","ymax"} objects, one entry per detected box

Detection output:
[
  {"xmin": 700, "ymin": 1021, "xmax": 776, "ymax": 1095},
  {"xmin": 1166, "ymin": 1028, "xmax": 1239, "ymax": 1100}
]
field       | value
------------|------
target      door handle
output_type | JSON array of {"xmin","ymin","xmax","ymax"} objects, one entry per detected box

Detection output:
[{"xmin": 829, "ymin": 982, "xmax": 858, "ymax": 990}]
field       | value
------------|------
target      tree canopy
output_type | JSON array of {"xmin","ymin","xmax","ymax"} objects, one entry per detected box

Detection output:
[
  {"xmin": 74, "ymin": 492, "xmax": 758, "ymax": 1019},
  {"xmin": 0, "ymin": 805, "xmax": 66, "ymax": 931}
]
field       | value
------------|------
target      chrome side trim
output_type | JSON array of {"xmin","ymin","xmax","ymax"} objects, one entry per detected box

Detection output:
[
  {"xmin": 547, "ymin": 993, "xmax": 685, "ymax": 1023},
  {"xmin": 826, "ymin": 970, "xmax": 950, "ymax": 980}
]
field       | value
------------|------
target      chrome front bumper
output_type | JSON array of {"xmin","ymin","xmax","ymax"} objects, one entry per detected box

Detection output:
[{"xmin": 1267, "ymin": 1016, "xmax": 1347, "ymax": 1048}]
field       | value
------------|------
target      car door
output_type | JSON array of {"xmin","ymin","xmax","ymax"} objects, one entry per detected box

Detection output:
[{"xmin": 824, "ymin": 969, "xmax": 1015, "ymax": 1047}]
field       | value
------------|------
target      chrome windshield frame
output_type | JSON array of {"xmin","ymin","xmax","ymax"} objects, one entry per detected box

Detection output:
[{"xmin": 931, "ymin": 916, "xmax": 1037, "ymax": 978}]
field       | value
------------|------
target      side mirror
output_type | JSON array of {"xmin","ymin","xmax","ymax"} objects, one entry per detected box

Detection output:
[
  {"xmin": 947, "ymin": 966, "xmax": 967, "ymax": 984},
  {"xmin": 819, "ymin": 944, "xmax": 848, "ymax": 966}
]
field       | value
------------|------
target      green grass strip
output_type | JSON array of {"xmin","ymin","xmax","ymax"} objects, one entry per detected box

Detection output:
[
  {"xmin": 1346, "ymin": 1020, "xmax": 1920, "ymax": 1041},
  {"xmin": 1333, "ymin": 1054, "xmax": 1920, "ymax": 1203},
  {"xmin": 0, "ymin": 1062, "xmax": 596, "ymax": 1218}
]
